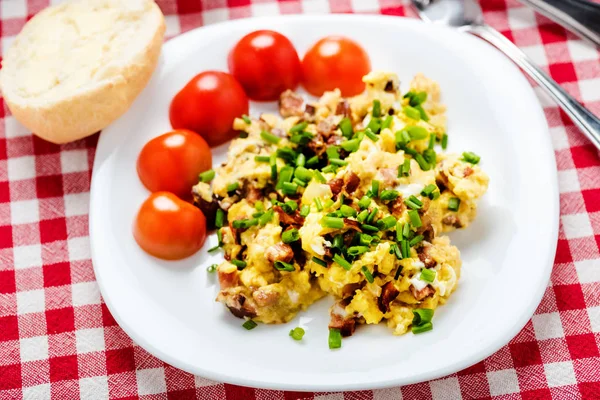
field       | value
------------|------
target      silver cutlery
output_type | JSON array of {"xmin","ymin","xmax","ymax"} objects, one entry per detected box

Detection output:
[{"xmin": 413, "ymin": 0, "xmax": 600, "ymax": 150}]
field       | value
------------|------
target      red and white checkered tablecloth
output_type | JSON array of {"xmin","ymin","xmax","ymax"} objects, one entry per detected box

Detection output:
[{"xmin": 1, "ymin": 0, "xmax": 599, "ymax": 398}]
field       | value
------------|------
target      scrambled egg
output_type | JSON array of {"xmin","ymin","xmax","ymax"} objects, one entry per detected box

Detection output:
[{"xmin": 194, "ymin": 71, "xmax": 489, "ymax": 339}]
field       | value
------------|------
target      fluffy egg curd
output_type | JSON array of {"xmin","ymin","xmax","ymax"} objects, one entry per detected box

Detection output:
[{"xmin": 193, "ymin": 72, "xmax": 489, "ymax": 347}]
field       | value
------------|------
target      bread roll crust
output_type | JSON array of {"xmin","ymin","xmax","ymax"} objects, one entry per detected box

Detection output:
[{"xmin": 0, "ymin": 0, "xmax": 166, "ymax": 144}]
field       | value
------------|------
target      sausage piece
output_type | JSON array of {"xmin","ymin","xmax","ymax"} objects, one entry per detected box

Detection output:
[
  {"xmin": 278, "ymin": 90, "xmax": 304, "ymax": 117},
  {"xmin": 378, "ymin": 281, "xmax": 400, "ymax": 313},
  {"xmin": 410, "ymin": 285, "xmax": 435, "ymax": 301},
  {"xmin": 265, "ymin": 243, "xmax": 294, "ymax": 264}
]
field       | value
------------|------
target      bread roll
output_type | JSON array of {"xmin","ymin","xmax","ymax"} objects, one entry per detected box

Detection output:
[{"xmin": 0, "ymin": 0, "xmax": 165, "ymax": 144}]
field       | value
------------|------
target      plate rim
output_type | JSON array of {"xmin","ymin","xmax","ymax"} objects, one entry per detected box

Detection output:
[{"xmin": 90, "ymin": 13, "xmax": 559, "ymax": 391}]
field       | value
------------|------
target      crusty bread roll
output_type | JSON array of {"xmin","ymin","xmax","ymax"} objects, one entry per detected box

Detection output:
[{"xmin": 0, "ymin": 0, "xmax": 165, "ymax": 144}]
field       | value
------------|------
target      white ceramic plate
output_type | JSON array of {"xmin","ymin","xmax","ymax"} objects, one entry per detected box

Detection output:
[{"xmin": 90, "ymin": 15, "xmax": 558, "ymax": 391}]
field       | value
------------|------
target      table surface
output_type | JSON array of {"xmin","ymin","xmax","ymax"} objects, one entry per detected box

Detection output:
[{"xmin": 1, "ymin": 0, "xmax": 599, "ymax": 399}]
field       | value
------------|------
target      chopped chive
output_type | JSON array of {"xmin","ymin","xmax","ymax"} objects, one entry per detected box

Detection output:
[
  {"xmin": 340, "ymin": 138, "xmax": 360, "ymax": 152},
  {"xmin": 290, "ymin": 121, "xmax": 308, "ymax": 134},
  {"xmin": 396, "ymin": 220, "xmax": 403, "ymax": 241},
  {"xmin": 282, "ymin": 182, "xmax": 298, "ymax": 195},
  {"xmin": 366, "ymin": 207, "xmax": 378, "ymax": 224},
  {"xmin": 276, "ymin": 166, "xmax": 294, "ymax": 190},
  {"xmin": 340, "ymin": 205, "xmax": 357, "ymax": 217},
  {"xmin": 312, "ymin": 256, "xmax": 328, "ymax": 267},
  {"xmin": 371, "ymin": 180, "xmax": 380, "ymax": 198},
  {"xmin": 411, "ymin": 92, "xmax": 428, "ymax": 106},
  {"xmin": 414, "ymin": 154, "xmax": 430, "ymax": 171},
  {"xmin": 217, "ymin": 228, "xmax": 223, "ymax": 245},
  {"xmin": 252, "ymin": 212, "xmax": 264, "ymax": 218},
  {"xmin": 296, "ymin": 153, "xmax": 306, "ymax": 167},
  {"xmin": 381, "ymin": 115, "xmax": 393, "ymax": 130},
  {"xmin": 421, "ymin": 184, "xmax": 437, "ymax": 197},
  {"xmin": 227, "ymin": 182, "xmax": 240, "ymax": 193},
  {"xmin": 407, "ymin": 126, "xmax": 429, "ymax": 140},
  {"xmin": 314, "ymin": 198, "xmax": 323, "ymax": 212},
  {"xmin": 408, "ymin": 210, "xmax": 422, "ymax": 228},
  {"xmin": 359, "ymin": 234, "xmax": 374, "ymax": 246},
  {"xmin": 207, "ymin": 264, "xmax": 218, "ymax": 273},
  {"xmin": 306, "ymin": 155, "xmax": 319, "ymax": 166},
  {"xmin": 294, "ymin": 167, "xmax": 313, "ymax": 182},
  {"xmin": 420, "ymin": 268, "xmax": 436, "ymax": 283},
  {"xmin": 361, "ymin": 224, "xmax": 379, "ymax": 233},
  {"xmin": 326, "ymin": 146, "xmax": 340, "ymax": 160},
  {"xmin": 207, "ymin": 245, "xmax": 220, "ymax": 253},
  {"xmin": 243, "ymin": 320, "xmax": 257, "ymax": 330},
  {"xmin": 377, "ymin": 215, "xmax": 397, "ymax": 231},
  {"xmin": 290, "ymin": 133, "xmax": 313, "ymax": 145},
  {"xmin": 259, "ymin": 209, "xmax": 274, "ymax": 226},
  {"xmin": 329, "ymin": 328, "xmax": 342, "ymax": 349},
  {"xmin": 412, "ymin": 308, "xmax": 434, "ymax": 325},
  {"xmin": 462, "ymin": 151, "xmax": 481, "ymax": 164},
  {"xmin": 329, "ymin": 158, "xmax": 348, "ymax": 166},
  {"xmin": 405, "ymin": 195, "xmax": 423, "ymax": 210},
  {"xmin": 372, "ymin": 99, "xmax": 381, "ymax": 118},
  {"xmin": 321, "ymin": 216, "xmax": 344, "ymax": 229},
  {"xmin": 412, "ymin": 321, "xmax": 433, "ymax": 334},
  {"xmin": 339, "ymin": 118, "xmax": 354, "ymax": 138},
  {"xmin": 289, "ymin": 327, "xmax": 305, "ymax": 341},
  {"xmin": 400, "ymin": 240, "xmax": 410, "ymax": 258},
  {"xmin": 332, "ymin": 234, "xmax": 344, "ymax": 250},
  {"xmin": 448, "ymin": 197, "xmax": 460, "ymax": 212},
  {"xmin": 199, "ymin": 169, "xmax": 215, "ymax": 183},
  {"xmin": 261, "ymin": 130, "xmax": 281, "ymax": 144},
  {"xmin": 403, "ymin": 146, "xmax": 418, "ymax": 156},
  {"xmin": 324, "ymin": 199, "xmax": 334, "ymax": 209},
  {"xmin": 399, "ymin": 158, "xmax": 411, "ymax": 177},
  {"xmin": 428, "ymin": 134, "xmax": 435, "ymax": 150},
  {"xmin": 277, "ymin": 147, "xmax": 297, "ymax": 163},
  {"xmin": 232, "ymin": 218, "xmax": 258, "ymax": 229},
  {"xmin": 333, "ymin": 254, "xmax": 352, "ymax": 270},
  {"xmin": 409, "ymin": 234, "xmax": 424, "ymax": 247},
  {"xmin": 415, "ymin": 105, "xmax": 429, "ymax": 121},
  {"xmin": 441, "ymin": 133, "xmax": 448, "ymax": 150},
  {"xmin": 431, "ymin": 190, "xmax": 441, "ymax": 200},
  {"xmin": 231, "ymin": 259, "xmax": 247, "ymax": 270},
  {"xmin": 270, "ymin": 153, "xmax": 277, "ymax": 180},
  {"xmin": 394, "ymin": 265, "xmax": 404, "ymax": 279},
  {"xmin": 395, "ymin": 129, "xmax": 411, "ymax": 148},
  {"xmin": 364, "ymin": 128, "xmax": 379, "ymax": 142},
  {"xmin": 423, "ymin": 148, "xmax": 436, "ymax": 165},
  {"xmin": 242, "ymin": 115, "xmax": 252, "ymax": 124},
  {"xmin": 293, "ymin": 178, "xmax": 307, "ymax": 187},
  {"xmin": 300, "ymin": 205, "xmax": 310, "ymax": 218},
  {"xmin": 367, "ymin": 117, "xmax": 381, "ymax": 134},
  {"xmin": 392, "ymin": 243, "xmax": 403, "ymax": 260},
  {"xmin": 215, "ymin": 209, "xmax": 225, "ymax": 228},
  {"xmin": 403, "ymin": 106, "xmax": 421, "ymax": 120},
  {"xmin": 348, "ymin": 246, "xmax": 369, "ymax": 256},
  {"xmin": 255, "ymin": 155, "xmax": 270, "ymax": 162},
  {"xmin": 357, "ymin": 209, "xmax": 369, "ymax": 223},
  {"xmin": 361, "ymin": 266, "xmax": 375, "ymax": 283},
  {"xmin": 402, "ymin": 222, "xmax": 411, "ymax": 239},
  {"xmin": 313, "ymin": 170, "xmax": 326, "ymax": 183},
  {"xmin": 380, "ymin": 189, "xmax": 399, "ymax": 202},
  {"xmin": 358, "ymin": 196, "xmax": 371, "ymax": 210},
  {"xmin": 274, "ymin": 260, "xmax": 295, "ymax": 272},
  {"xmin": 282, "ymin": 228, "xmax": 300, "ymax": 244},
  {"xmin": 321, "ymin": 165, "xmax": 337, "ymax": 174}
]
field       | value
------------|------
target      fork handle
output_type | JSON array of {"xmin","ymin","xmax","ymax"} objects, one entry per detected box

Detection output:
[{"xmin": 469, "ymin": 24, "xmax": 600, "ymax": 150}]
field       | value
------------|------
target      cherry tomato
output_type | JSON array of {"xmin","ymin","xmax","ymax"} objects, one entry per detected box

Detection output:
[
  {"xmin": 301, "ymin": 36, "xmax": 371, "ymax": 97},
  {"xmin": 170, "ymin": 71, "xmax": 249, "ymax": 147},
  {"xmin": 228, "ymin": 30, "xmax": 302, "ymax": 101},
  {"xmin": 134, "ymin": 192, "xmax": 207, "ymax": 260},
  {"xmin": 137, "ymin": 130, "xmax": 212, "ymax": 199}
]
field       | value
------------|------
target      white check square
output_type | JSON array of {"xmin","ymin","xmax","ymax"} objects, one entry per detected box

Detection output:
[
  {"xmin": 430, "ymin": 377, "xmax": 461, "ymax": 400},
  {"xmin": 60, "ymin": 150, "xmax": 88, "ymax": 174},
  {"xmin": 72, "ymin": 281, "xmax": 101, "ymax": 306},
  {"xmin": 7, "ymin": 156, "xmax": 36, "ymax": 181},
  {"xmin": 544, "ymin": 361, "xmax": 577, "ymax": 387},
  {"xmin": 76, "ymin": 328, "xmax": 105, "ymax": 354},
  {"xmin": 13, "ymin": 245, "xmax": 43, "ymax": 270},
  {"xmin": 17, "ymin": 289, "xmax": 45, "ymax": 315},
  {"xmin": 580, "ymin": 78, "xmax": 600, "ymax": 103},
  {"xmin": 136, "ymin": 367, "xmax": 167, "ymax": 395},
  {"xmin": 79, "ymin": 376, "xmax": 109, "ymax": 400},
  {"xmin": 532, "ymin": 312, "xmax": 564, "ymax": 340},
  {"xmin": 557, "ymin": 169, "xmax": 580, "ymax": 193},
  {"xmin": 10, "ymin": 199, "xmax": 39, "ymax": 225},
  {"xmin": 562, "ymin": 213, "xmax": 594, "ymax": 239},
  {"xmin": 20, "ymin": 336, "xmax": 49, "ymax": 362},
  {"xmin": 507, "ymin": 7, "xmax": 537, "ymax": 29},
  {"xmin": 487, "ymin": 369, "xmax": 520, "ymax": 396},
  {"xmin": 575, "ymin": 259, "xmax": 600, "ymax": 283}
]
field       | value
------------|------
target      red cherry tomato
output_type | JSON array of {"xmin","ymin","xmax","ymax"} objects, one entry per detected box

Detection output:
[
  {"xmin": 228, "ymin": 30, "xmax": 302, "ymax": 101},
  {"xmin": 170, "ymin": 71, "xmax": 249, "ymax": 147},
  {"xmin": 301, "ymin": 36, "xmax": 371, "ymax": 97},
  {"xmin": 137, "ymin": 130, "xmax": 212, "ymax": 199},
  {"xmin": 134, "ymin": 192, "xmax": 207, "ymax": 260}
]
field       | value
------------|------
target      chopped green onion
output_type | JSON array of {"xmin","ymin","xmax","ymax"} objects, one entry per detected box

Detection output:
[
  {"xmin": 332, "ymin": 234, "xmax": 344, "ymax": 250},
  {"xmin": 207, "ymin": 264, "xmax": 218, "ymax": 273},
  {"xmin": 339, "ymin": 118, "xmax": 353, "ymax": 138},
  {"xmin": 428, "ymin": 134, "xmax": 435, "ymax": 150},
  {"xmin": 277, "ymin": 147, "xmax": 297, "ymax": 163},
  {"xmin": 448, "ymin": 197, "xmax": 460, "ymax": 212},
  {"xmin": 396, "ymin": 220, "xmax": 403, "ymax": 241},
  {"xmin": 217, "ymin": 228, "xmax": 223, "ymax": 245},
  {"xmin": 348, "ymin": 246, "xmax": 369, "ymax": 256},
  {"xmin": 321, "ymin": 165, "xmax": 337, "ymax": 174},
  {"xmin": 421, "ymin": 184, "xmax": 437, "ymax": 197},
  {"xmin": 199, "ymin": 169, "xmax": 215, "ymax": 183},
  {"xmin": 371, "ymin": 180, "xmax": 380, "ymax": 198},
  {"xmin": 406, "ymin": 126, "xmax": 429, "ymax": 140},
  {"xmin": 215, "ymin": 209, "xmax": 225, "ymax": 228},
  {"xmin": 372, "ymin": 99, "xmax": 381, "ymax": 117},
  {"xmin": 207, "ymin": 245, "xmax": 220, "ymax": 253},
  {"xmin": 333, "ymin": 254, "xmax": 352, "ymax": 270},
  {"xmin": 366, "ymin": 207, "xmax": 378, "ymax": 224},
  {"xmin": 326, "ymin": 146, "xmax": 340, "ymax": 160},
  {"xmin": 395, "ymin": 129, "xmax": 412, "ymax": 147},
  {"xmin": 252, "ymin": 212, "xmax": 264, "ymax": 218},
  {"xmin": 403, "ymin": 146, "xmax": 418, "ymax": 156},
  {"xmin": 290, "ymin": 121, "xmax": 308, "ymax": 134},
  {"xmin": 377, "ymin": 215, "xmax": 397, "ymax": 231},
  {"xmin": 358, "ymin": 196, "xmax": 371, "ymax": 210},
  {"xmin": 296, "ymin": 153, "xmax": 306, "ymax": 167},
  {"xmin": 259, "ymin": 209, "xmax": 274, "ymax": 226},
  {"xmin": 261, "ymin": 130, "xmax": 281, "ymax": 144},
  {"xmin": 270, "ymin": 153, "xmax": 277, "ymax": 180},
  {"xmin": 403, "ymin": 222, "xmax": 411, "ymax": 239},
  {"xmin": 293, "ymin": 178, "xmax": 307, "ymax": 187},
  {"xmin": 324, "ymin": 199, "xmax": 334, "ymax": 209},
  {"xmin": 300, "ymin": 205, "xmax": 310, "ymax": 218},
  {"xmin": 416, "ymin": 105, "xmax": 429, "ymax": 121},
  {"xmin": 227, "ymin": 182, "xmax": 240, "ymax": 193},
  {"xmin": 423, "ymin": 148, "xmax": 436, "ymax": 165},
  {"xmin": 414, "ymin": 154, "xmax": 430, "ymax": 171},
  {"xmin": 314, "ymin": 198, "xmax": 323, "ymax": 212},
  {"xmin": 329, "ymin": 328, "xmax": 342, "ymax": 349},
  {"xmin": 231, "ymin": 259, "xmax": 247, "ymax": 270},
  {"xmin": 380, "ymin": 190, "xmax": 399, "ymax": 202},
  {"xmin": 441, "ymin": 133, "xmax": 448, "ymax": 150},
  {"xmin": 290, "ymin": 133, "xmax": 313, "ymax": 145},
  {"xmin": 232, "ymin": 218, "xmax": 258, "ymax": 229},
  {"xmin": 400, "ymin": 240, "xmax": 410, "ymax": 258},
  {"xmin": 359, "ymin": 234, "xmax": 374, "ymax": 246},
  {"xmin": 312, "ymin": 257, "xmax": 328, "ymax": 267},
  {"xmin": 294, "ymin": 167, "xmax": 313, "ymax": 182},
  {"xmin": 357, "ymin": 209, "xmax": 369, "ymax": 223},
  {"xmin": 399, "ymin": 158, "xmax": 411, "ymax": 177},
  {"xmin": 408, "ymin": 210, "xmax": 422, "ymax": 228},
  {"xmin": 274, "ymin": 260, "xmax": 295, "ymax": 272},
  {"xmin": 462, "ymin": 151, "xmax": 481, "ymax": 164},
  {"xmin": 420, "ymin": 268, "xmax": 436, "ymax": 283},
  {"xmin": 404, "ymin": 195, "xmax": 423, "ymax": 210},
  {"xmin": 361, "ymin": 266, "xmax": 375, "ymax": 283},
  {"xmin": 412, "ymin": 321, "xmax": 433, "ymax": 334},
  {"xmin": 411, "ymin": 91, "xmax": 428, "ymax": 106},
  {"xmin": 409, "ymin": 234, "xmax": 424, "ymax": 247},
  {"xmin": 313, "ymin": 170, "xmax": 326, "ymax": 183},
  {"xmin": 392, "ymin": 243, "xmax": 403, "ymax": 260},
  {"xmin": 381, "ymin": 115, "xmax": 393, "ymax": 130},
  {"xmin": 276, "ymin": 166, "xmax": 295, "ymax": 190},
  {"xmin": 321, "ymin": 216, "xmax": 344, "ymax": 229},
  {"xmin": 431, "ymin": 190, "xmax": 441, "ymax": 200},
  {"xmin": 412, "ymin": 308, "xmax": 434, "ymax": 325},
  {"xmin": 340, "ymin": 205, "xmax": 357, "ymax": 217},
  {"xmin": 282, "ymin": 182, "xmax": 298, "ymax": 195},
  {"xmin": 364, "ymin": 128, "xmax": 379, "ymax": 142},
  {"xmin": 255, "ymin": 155, "xmax": 270, "ymax": 162},
  {"xmin": 306, "ymin": 155, "xmax": 319, "ymax": 166},
  {"xmin": 403, "ymin": 106, "xmax": 421, "ymax": 120},
  {"xmin": 340, "ymin": 138, "xmax": 360, "ymax": 152},
  {"xmin": 362, "ymin": 224, "xmax": 379, "ymax": 233},
  {"xmin": 367, "ymin": 117, "xmax": 381, "ymax": 134},
  {"xmin": 282, "ymin": 229, "xmax": 300, "ymax": 244},
  {"xmin": 289, "ymin": 327, "xmax": 305, "ymax": 341},
  {"xmin": 394, "ymin": 265, "xmax": 404, "ymax": 279},
  {"xmin": 243, "ymin": 320, "xmax": 257, "ymax": 330},
  {"xmin": 329, "ymin": 158, "xmax": 348, "ymax": 166},
  {"xmin": 242, "ymin": 115, "xmax": 252, "ymax": 124}
]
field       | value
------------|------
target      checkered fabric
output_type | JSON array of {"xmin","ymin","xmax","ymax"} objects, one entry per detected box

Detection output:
[{"xmin": 0, "ymin": 0, "xmax": 599, "ymax": 398}]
